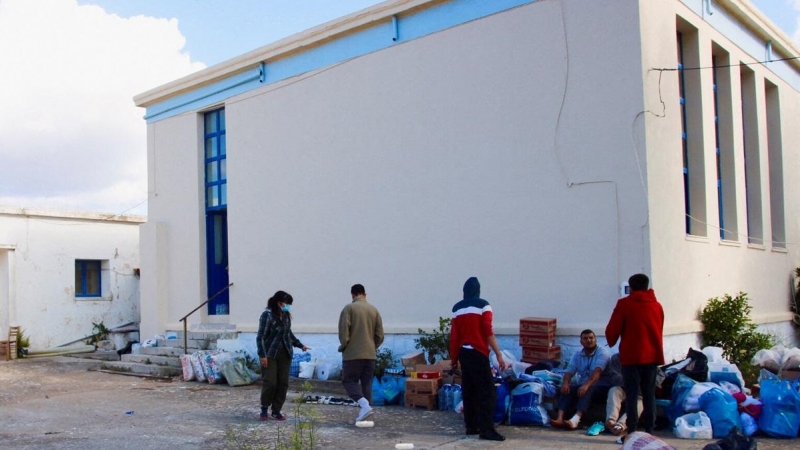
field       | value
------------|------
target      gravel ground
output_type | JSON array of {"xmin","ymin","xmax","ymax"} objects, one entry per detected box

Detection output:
[{"xmin": 1, "ymin": 356, "xmax": 797, "ymax": 449}]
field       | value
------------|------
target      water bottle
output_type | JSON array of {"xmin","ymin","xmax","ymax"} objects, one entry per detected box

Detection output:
[
  {"xmin": 451, "ymin": 384, "xmax": 462, "ymax": 412},
  {"xmin": 438, "ymin": 384, "xmax": 447, "ymax": 410},
  {"xmin": 442, "ymin": 384, "xmax": 452, "ymax": 411}
]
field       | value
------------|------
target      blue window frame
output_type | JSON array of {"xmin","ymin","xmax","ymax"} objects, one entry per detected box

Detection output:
[
  {"xmin": 677, "ymin": 32, "xmax": 690, "ymax": 234},
  {"xmin": 712, "ymin": 56, "xmax": 724, "ymax": 239},
  {"xmin": 75, "ymin": 260, "xmax": 101, "ymax": 297},
  {"xmin": 204, "ymin": 108, "xmax": 227, "ymax": 210}
]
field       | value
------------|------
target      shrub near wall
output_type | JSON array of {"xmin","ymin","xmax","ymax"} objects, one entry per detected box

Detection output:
[{"xmin": 699, "ymin": 292, "xmax": 774, "ymax": 385}]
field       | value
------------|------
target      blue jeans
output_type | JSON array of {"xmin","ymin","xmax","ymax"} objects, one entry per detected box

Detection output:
[{"xmin": 557, "ymin": 382, "xmax": 610, "ymax": 416}]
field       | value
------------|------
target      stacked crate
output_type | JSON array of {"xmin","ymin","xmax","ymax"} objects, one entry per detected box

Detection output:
[
  {"xmin": 404, "ymin": 364, "xmax": 442, "ymax": 410},
  {"xmin": 519, "ymin": 317, "xmax": 560, "ymax": 365}
]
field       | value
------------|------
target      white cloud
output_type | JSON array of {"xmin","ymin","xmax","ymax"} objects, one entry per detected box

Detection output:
[{"xmin": 0, "ymin": 0, "xmax": 204, "ymax": 215}]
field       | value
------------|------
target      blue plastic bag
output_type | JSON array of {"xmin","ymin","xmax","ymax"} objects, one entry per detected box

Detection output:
[
  {"xmin": 666, "ymin": 374, "xmax": 697, "ymax": 422},
  {"xmin": 507, "ymin": 381, "xmax": 549, "ymax": 425},
  {"xmin": 757, "ymin": 378, "xmax": 800, "ymax": 438},
  {"xmin": 371, "ymin": 376, "xmax": 386, "ymax": 406},
  {"xmin": 493, "ymin": 381, "xmax": 510, "ymax": 423},
  {"xmin": 698, "ymin": 387, "xmax": 741, "ymax": 438},
  {"xmin": 290, "ymin": 352, "xmax": 311, "ymax": 377},
  {"xmin": 380, "ymin": 374, "xmax": 402, "ymax": 405}
]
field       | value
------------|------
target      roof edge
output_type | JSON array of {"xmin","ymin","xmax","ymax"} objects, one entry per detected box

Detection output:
[
  {"xmin": 0, "ymin": 205, "xmax": 146, "ymax": 224},
  {"xmin": 134, "ymin": 0, "xmax": 435, "ymax": 108},
  {"xmin": 721, "ymin": 0, "xmax": 800, "ymax": 70}
]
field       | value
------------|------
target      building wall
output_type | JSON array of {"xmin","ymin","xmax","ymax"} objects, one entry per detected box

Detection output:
[
  {"xmin": 142, "ymin": 0, "xmax": 650, "ymax": 337},
  {"xmin": 0, "ymin": 208, "xmax": 143, "ymax": 349},
  {"xmin": 640, "ymin": 0, "xmax": 800, "ymax": 339}
]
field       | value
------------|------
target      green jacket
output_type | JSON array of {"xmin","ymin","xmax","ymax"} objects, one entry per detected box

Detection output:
[{"xmin": 338, "ymin": 296, "xmax": 384, "ymax": 361}]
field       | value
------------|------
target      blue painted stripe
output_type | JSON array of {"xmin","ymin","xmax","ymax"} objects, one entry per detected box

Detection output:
[{"xmin": 145, "ymin": 0, "xmax": 537, "ymax": 123}]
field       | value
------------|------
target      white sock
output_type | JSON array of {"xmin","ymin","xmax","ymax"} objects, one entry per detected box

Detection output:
[{"xmin": 567, "ymin": 414, "xmax": 580, "ymax": 428}]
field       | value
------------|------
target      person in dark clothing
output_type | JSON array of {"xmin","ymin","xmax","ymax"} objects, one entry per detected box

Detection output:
[
  {"xmin": 450, "ymin": 277, "xmax": 506, "ymax": 441},
  {"xmin": 256, "ymin": 291, "xmax": 309, "ymax": 421},
  {"xmin": 605, "ymin": 273, "xmax": 664, "ymax": 436}
]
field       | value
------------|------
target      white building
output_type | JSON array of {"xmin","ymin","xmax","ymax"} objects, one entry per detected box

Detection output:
[
  {"xmin": 0, "ymin": 206, "xmax": 144, "ymax": 349},
  {"xmin": 134, "ymin": 0, "xmax": 799, "ymax": 362}
]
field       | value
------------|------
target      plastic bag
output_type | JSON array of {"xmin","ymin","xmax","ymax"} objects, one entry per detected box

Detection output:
[
  {"xmin": 782, "ymin": 347, "xmax": 800, "ymax": 370},
  {"xmin": 506, "ymin": 381, "xmax": 549, "ymax": 425},
  {"xmin": 739, "ymin": 411, "xmax": 758, "ymax": 437},
  {"xmin": 491, "ymin": 349, "xmax": 518, "ymax": 373},
  {"xmin": 180, "ymin": 354, "xmax": 196, "ymax": 381},
  {"xmin": 701, "ymin": 428, "xmax": 757, "ymax": 450},
  {"xmin": 702, "ymin": 346, "xmax": 726, "ymax": 364},
  {"xmin": 380, "ymin": 374, "xmax": 402, "ymax": 405},
  {"xmin": 205, "ymin": 351, "xmax": 231, "ymax": 384},
  {"xmin": 315, "ymin": 361, "xmax": 331, "ymax": 380},
  {"xmin": 291, "ymin": 352, "xmax": 311, "ymax": 377},
  {"xmin": 708, "ymin": 362, "xmax": 745, "ymax": 389},
  {"xmin": 751, "ymin": 348, "xmax": 782, "ymax": 372},
  {"xmin": 757, "ymin": 377, "xmax": 800, "ymax": 438},
  {"xmin": 221, "ymin": 356, "xmax": 258, "ymax": 386},
  {"xmin": 699, "ymin": 387, "xmax": 741, "ymax": 438},
  {"xmin": 493, "ymin": 381, "xmax": 510, "ymax": 424},
  {"xmin": 622, "ymin": 432, "xmax": 677, "ymax": 450},
  {"xmin": 371, "ymin": 376, "xmax": 386, "ymax": 406},
  {"xmin": 298, "ymin": 361, "xmax": 315, "ymax": 379},
  {"xmin": 189, "ymin": 352, "xmax": 207, "ymax": 382},
  {"xmin": 674, "ymin": 411, "xmax": 712, "ymax": 439}
]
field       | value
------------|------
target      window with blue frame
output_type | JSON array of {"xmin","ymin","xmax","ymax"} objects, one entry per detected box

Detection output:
[
  {"xmin": 75, "ymin": 260, "xmax": 101, "ymax": 297},
  {"xmin": 204, "ymin": 108, "xmax": 227, "ymax": 209}
]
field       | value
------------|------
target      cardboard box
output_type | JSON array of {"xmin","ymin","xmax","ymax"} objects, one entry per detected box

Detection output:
[
  {"xmin": 405, "ymin": 377, "xmax": 443, "ymax": 395},
  {"xmin": 519, "ymin": 317, "xmax": 557, "ymax": 336},
  {"xmin": 401, "ymin": 351, "xmax": 426, "ymax": 368},
  {"xmin": 519, "ymin": 334, "xmax": 556, "ymax": 347},
  {"xmin": 405, "ymin": 393, "xmax": 438, "ymax": 410},
  {"xmin": 413, "ymin": 364, "xmax": 442, "ymax": 379},
  {"xmin": 781, "ymin": 369, "xmax": 800, "ymax": 381},
  {"xmin": 522, "ymin": 345, "xmax": 561, "ymax": 361}
]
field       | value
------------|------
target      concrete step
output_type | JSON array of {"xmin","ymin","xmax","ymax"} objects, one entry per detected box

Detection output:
[
  {"xmin": 67, "ymin": 351, "xmax": 120, "ymax": 361},
  {"xmin": 122, "ymin": 354, "xmax": 181, "ymax": 368},
  {"xmin": 157, "ymin": 338, "xmax": 213, "ymax": 350},
  {"xmin": 140, "ymin": 346, "xmax": 184, "ymax": 357},
  {"xmin": 100, "ymin": 361, "xmax": 182, "ymax": 378}
]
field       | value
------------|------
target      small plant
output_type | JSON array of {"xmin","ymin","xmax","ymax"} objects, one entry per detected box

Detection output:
[
  {"xmin": 16, "ymin": 328, "xmax": 30, "ymax": 358},
  {"xmin": 699, "ymin": 292, "xmax": 774, "ymax": 385},
  {"xmin": 375, "ymin": 347, "xmax": 396, "ymax": 378},
  {"xmin": 86, "ymin": 321, "xmax": 110, "ymax": 345},
  {"xmin": 414, "ymin": 316, "xmax": 451, "ymax": 364}
]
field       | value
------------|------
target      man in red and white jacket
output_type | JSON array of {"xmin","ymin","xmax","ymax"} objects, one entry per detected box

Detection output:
[
  {"xmin": 605, "ymin": 273, "xmax": 664, "ymax": 436},
  {"xmin": 450, "ymin": 277, "xmax": 506, "ymax": 442}
]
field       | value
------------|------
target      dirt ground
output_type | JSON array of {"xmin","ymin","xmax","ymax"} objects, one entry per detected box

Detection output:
[{"xmin": 1, "ymin": 356, "xmax": 797, "ymax": 449}]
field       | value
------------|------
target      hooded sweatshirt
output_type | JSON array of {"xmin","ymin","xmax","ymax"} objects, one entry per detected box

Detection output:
[
  {"xmin": 450, "ymin": 277, "xmax": 495, "ymax": 361},
  {"xmin": 605, "ymin": 289, "xmax": 665, "ymax": 366}
]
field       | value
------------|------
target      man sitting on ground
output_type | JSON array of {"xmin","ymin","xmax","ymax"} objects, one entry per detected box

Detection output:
[
  {"xmin": 551, "ymin": 329, "xmax": 614, "ymax": 430},
  {"xmin": 605, "ymin": 353, "xmax": 643, "ymax": 436}
]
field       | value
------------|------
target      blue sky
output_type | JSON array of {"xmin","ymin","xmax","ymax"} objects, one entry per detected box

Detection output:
[{"xmin": 0, "ymin": 0, "xmax": 798, "ymax": 216}]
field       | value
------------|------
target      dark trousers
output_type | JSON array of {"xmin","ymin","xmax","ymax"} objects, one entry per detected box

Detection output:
[
  {"xmin": 556, "ymin": 383, "xmax": 610, "ymax": 416},
  {"xmin": 342, "ymin": 359, "xmax": 375, "ymax": 403},
  {"xmin": 459, "ymin": 348, "xmax": 497, "ymax": 434},
  {"xmin": 622, "ymin": 364, "xmax": 658, "ymax": 433},
  {"xmin": 260, "ymin": 345, "xmax": 291, "ymax": 413}
]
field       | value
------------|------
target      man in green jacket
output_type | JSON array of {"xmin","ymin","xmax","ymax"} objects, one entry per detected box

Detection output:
[{"xmin": 338, "ymin": 283, "xmax": 384, "ymax": 422}]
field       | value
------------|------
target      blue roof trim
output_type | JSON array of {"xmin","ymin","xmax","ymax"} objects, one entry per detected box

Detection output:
[{"xmin": 144, "ymin": 0, "xmax": 537, "ymax": 123}]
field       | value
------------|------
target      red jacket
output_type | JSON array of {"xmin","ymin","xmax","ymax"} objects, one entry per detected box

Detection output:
[{"xmin": 605, "ymin": 289, "xmax": 665, "ymax": 366}]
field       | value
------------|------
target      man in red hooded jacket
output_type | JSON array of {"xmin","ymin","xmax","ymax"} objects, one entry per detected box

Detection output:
[{"xmin": 605, "ymin": 273, "xmax": 664, "ymax": 436}]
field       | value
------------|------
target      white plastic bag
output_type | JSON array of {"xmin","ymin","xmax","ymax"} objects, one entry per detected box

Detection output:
[
  {"xmin": 674, "ymin": 411, "xmax": 713, "ymax": 439},
  {"xmin": 781, "ymin": 347, "xmax": 800, "ymax": 370},
  {"xmin": 701, "ymin": 346, "xmax": 725, "ymax": 363},
  {"xmin": 315, "ymin": 361, "xmax": 331, "ymax": 380},
  {"xmin": 298, "ymin": 361, "xmax": 316, "ymax": 379},
  {"xmin": 751, "ymin": 348, "xmax": 782, "ymax": 372},
  {"xmin": 707, "ymin": 361, "xmax": 745, "ymax": 389}
]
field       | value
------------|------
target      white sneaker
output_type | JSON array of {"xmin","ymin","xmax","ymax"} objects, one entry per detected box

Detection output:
[{"xmin": 356, "ymin": 398, "xmax": 373, "ymax": 421}]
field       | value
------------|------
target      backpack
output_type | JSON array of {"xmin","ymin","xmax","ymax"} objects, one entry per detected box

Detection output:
[{"xmin": 658, "ymin": 348, "xmax": 708, "ymax": 399}]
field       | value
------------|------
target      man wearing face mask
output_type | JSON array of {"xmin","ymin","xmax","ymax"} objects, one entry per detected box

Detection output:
[
  {"xmin": 257, "ymin": 290, "xmax": 309, "ymax": 421},
  {"xmin": 338, "ymin": 284, "xmax": 384, "ymax": 422}
]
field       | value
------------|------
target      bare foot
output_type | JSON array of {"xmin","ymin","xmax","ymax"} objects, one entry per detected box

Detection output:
[{"xmin": 550, "ymin": 419, "xmax": 565, "ymax": 428}]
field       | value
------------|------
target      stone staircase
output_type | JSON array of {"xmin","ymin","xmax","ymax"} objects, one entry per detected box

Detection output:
[{"xmin": 98, "ymin": 328, "xmax": 238, "ymax": 378}]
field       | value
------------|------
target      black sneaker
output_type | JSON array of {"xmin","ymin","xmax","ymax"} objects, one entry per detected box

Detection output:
[
  {"xmin": 466, "ymin": 428, "xmax": 479, "ymax": 436},
  {"xmin": 479, "ymin": 430, "xmax": 505, "ymax": 441},
  {"xmin": 271, "ymin": 412, "xmax": 287, "ymax": 421}
]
